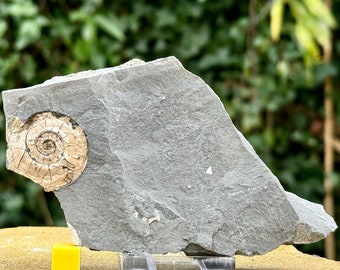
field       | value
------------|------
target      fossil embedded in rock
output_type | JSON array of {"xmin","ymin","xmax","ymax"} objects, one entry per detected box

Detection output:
[
  {"xmin": 6, "ymin": 111, "xmax": 88, "ymax": 192},
  {"xmin": 2, "ymin": 57, "xmax": 337, "ymax": 256}
]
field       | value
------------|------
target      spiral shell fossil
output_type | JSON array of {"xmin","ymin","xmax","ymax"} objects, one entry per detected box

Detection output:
[{"xmin": 6, "ymin": 111, "xmax": 88, "ymax": 192}]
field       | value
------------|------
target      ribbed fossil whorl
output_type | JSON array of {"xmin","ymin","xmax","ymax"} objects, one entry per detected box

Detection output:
[{"xmin": 6, "ymin": 111, "xmax": 88, "ymax": 191}]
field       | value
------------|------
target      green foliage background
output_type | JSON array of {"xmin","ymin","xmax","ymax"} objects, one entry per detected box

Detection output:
[{"xmin": 0, "ymin": 0, "xmax": 339, "ymax": 258}]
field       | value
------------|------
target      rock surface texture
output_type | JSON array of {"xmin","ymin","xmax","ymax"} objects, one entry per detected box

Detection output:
[{"xmin": 2, "ymin": 57, "xmax": 337, "ymax": 256}]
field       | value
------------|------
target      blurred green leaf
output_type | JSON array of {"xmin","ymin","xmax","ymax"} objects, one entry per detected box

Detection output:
[
  {"xmin": 327, "ymin": 172, "xmax": 340, "ymax": 188},
  {"xmin": 0, "ymin": 191, "xmax": 24, "ymax": 212},
  {"xmin": 15, "ymin": 16, "xmax": 48, "ymax": 50},
  {"xmin": 94, "ymin": 14, "xmax": 125, "ymax": 42},
  {"xmin": 313, "ymin": 63, "xmax": 337, "ymax": 85},
  {"xmin": 0, "ymin": 20, "xmax": 7, "ymax": 38},
  {"xmin": 82, "ymin": 20, "xmax": 97, "ymax": 42},
  {"xmin": 6, "ymin": 0, "xmax": 38, "ymax": 17}
]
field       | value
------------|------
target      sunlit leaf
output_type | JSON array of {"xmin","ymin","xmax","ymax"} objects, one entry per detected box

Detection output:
[
  {"xmin": 302, "ymin": 0, "xmax": 337, "ymax": 28},
  {"xmin": 82, "ymin": 20, "xmax": 97, "ymax": 42},
  {"xmin": 294, "ymin": 23, "xmax": 319, "ymax": 61},
  {"xmin": 301, "ymin": 16, "xmax": 330, "ymax": 47},
  {"xmin": 6, "ymin": 0, "xmax": 37, "ymax": 17},
  {"xmin": 270, "ymin": 0, "xmax": 285, "ymax": 41},
  {"xmin": 70, "ymin": 9, "xmax": 89, "ymax": 22},
  {"xmin": 0, "ymin": 20, "xmax": 7, "ymax": 38},
  {"xmin": 289, "ymin": 0, "xmax": 309, "ymax": 21}
]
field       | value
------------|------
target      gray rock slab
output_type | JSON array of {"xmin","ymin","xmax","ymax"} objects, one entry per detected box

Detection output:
[{"xmin": 2, "ymin": 56, "xmax": 337, "ymax": 256}]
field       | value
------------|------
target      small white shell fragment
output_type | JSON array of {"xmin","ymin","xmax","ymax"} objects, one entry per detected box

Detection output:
[{"xmin": 206, "ymin": 166, "xmax": 212, "ymax": 175}]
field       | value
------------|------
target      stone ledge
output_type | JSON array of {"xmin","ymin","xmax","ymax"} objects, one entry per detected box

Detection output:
[{"xmin": 0, "ymin": 226, "xmax": 338, "ymax": 270}]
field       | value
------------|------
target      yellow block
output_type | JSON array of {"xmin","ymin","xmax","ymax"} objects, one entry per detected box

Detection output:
[{"xmin": 51, "ymin": 243, "xmax": 81, "ymax": 270}]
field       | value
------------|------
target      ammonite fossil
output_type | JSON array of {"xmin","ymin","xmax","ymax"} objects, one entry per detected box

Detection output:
[{"xmin": 6, "ymin": 111, "xmax": 88, "ymax": 192}]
